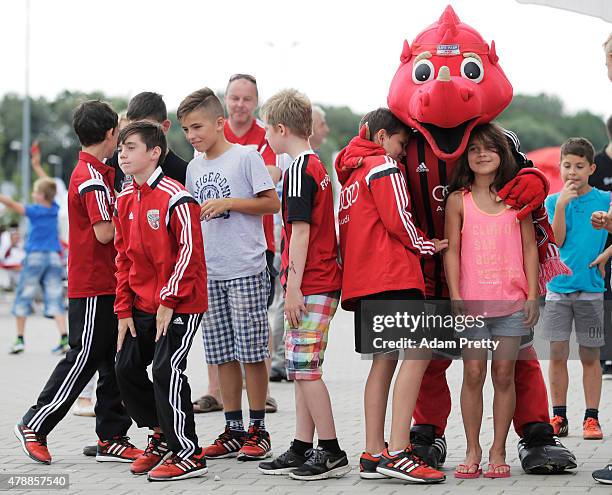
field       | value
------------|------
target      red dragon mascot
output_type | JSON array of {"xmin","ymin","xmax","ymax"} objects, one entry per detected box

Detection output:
[{"xmin": 387, "ymin": 5, "xmax": 576, "ymax": 474}]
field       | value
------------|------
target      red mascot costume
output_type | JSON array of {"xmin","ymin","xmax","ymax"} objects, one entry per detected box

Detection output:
[{"xmin": 387, "ymin": 5, "xmax": 576, "ymax": 474}]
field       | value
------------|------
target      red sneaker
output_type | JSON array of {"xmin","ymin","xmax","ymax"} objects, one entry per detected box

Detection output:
[
  {"xmin": 205, "ymin": 426, "xmax": 245, "ymax": 459},
  {"xmin": 237, "ymin": 425, "xmax": 272, "ymax": 461},
  {"xmin": 147, "ymin": 449, "xmax": 208, "ymax": 481},
  {"xmin": 131, "ymin": 433, "xmax": 170, "ymax": 475},
  {"xmin": 14, "ymin": 424, "xmax": 51, "ymax": 464},
  {"xmin": 96, "ymin": 436, "xmax": 143, "ymax": 463},
  {"xmin": 550, "ymin": 415, "xmax": 569, "ymax": 437},
  {"xmin": 376, "ymin": 447, "xmax": 445, "ymax": 483},
  {"xmin": 360, "ymin": 451, "xmax": 386, "ymax": 479},
  {"xmin": 583, "ymin": 418, "xmax": 603, "ymax": 440}
]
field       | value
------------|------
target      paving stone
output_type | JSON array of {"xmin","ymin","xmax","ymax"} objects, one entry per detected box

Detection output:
[{"xmin": 1, "ymin": 307, "xmax": 610, "ymax": 495}]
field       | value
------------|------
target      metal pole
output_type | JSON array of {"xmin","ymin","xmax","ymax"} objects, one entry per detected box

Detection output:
[{"xmin": 20, "ymin": 0, "xmax": 31, "ymax": 201}]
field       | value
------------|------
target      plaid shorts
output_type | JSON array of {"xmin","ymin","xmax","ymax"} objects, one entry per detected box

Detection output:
[
  {"xmin": 285, "ymin": 291, "xmax": 339, "ymax": 381},
  {"xmin": 201, "ymin": 270, "xmax": 271, "ymax": 364}
]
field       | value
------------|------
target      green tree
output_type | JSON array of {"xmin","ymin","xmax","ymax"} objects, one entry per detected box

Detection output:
[
  {"xmin": 497, "ymin": 93, "xmax": 607, "ymax": 152},
  {"xmin": 317, "ymin": 105, "xmax": 362, "ymax": 172},
  {"xmin": 0, "ymin": 91, "xmax": 128, "ymax": 190}
]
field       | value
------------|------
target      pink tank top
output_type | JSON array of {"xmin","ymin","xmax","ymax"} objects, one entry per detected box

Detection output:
[{"xmin": 459, "ymin": 191, "xmax": 528, "ymax": 317}]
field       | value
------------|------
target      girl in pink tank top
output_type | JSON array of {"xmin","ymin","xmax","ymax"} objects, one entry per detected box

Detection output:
[{"xmin": 444, "ymin": 124, "xmax": 540, "ymax": 479}]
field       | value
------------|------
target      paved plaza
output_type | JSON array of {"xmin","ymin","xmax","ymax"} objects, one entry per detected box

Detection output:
[{"xmin": 0, "ymin": 302, "xmax": 611, "ymax": 494}]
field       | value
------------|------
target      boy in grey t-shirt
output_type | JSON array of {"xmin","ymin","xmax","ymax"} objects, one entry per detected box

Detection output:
[
  {"xmin": 178, "ymin": 88, "xmax": 280, "ymax": 461},
  {"xmin": 186, "ymin": 144, "xmax": 273, "ymax": 280}
]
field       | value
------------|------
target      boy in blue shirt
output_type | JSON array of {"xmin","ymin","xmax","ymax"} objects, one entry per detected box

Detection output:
[
  {"xmin": 544, "ymin": 137, "xmax": 609, "ymax": 441},
  {"xmin": 1, "ymin": 178, "xmax": 67, "ymax": 355}
]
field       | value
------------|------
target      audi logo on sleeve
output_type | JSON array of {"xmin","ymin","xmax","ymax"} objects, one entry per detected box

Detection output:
[{"xmin": 339, "ymin": 182, "xmax": 360, "ymax": 211}]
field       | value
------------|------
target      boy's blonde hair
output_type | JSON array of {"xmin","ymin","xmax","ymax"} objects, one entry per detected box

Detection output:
[
  {"xmin": 34, "ymin": 178, "xmax": 57, "ymax": 202},
  {"xmin": 177, "ymin": 87, "xmax": 224, "ymax": 122},
  {"xmin": 261, "ymin": 89, "xmax": 312, "ymax": 139}
]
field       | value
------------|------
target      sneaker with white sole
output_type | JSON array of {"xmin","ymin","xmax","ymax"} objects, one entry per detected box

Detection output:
[
  {"xmin": 9, "ymin": 339, "xmax": 25, "ymax": 355},
  {"xmin": 359, "ymin": 451, "xmax": 386, "ymax": 479},
  {"xmin": 205, "ymin": 426, "xmax": 245, "ymax": 458},
  {"xmin": 147, "ymin": 450, "xmax": 208, "ymax": 481},
  {"xmin": 237, "ymin": 426, "xmax": 272, "ymax": 461},
  {"xmin": 131, "ymin": 433, "xmax": 170, "ymax": 475},
  {"xmin": 376, "ymin": 447, "xmax": 445, "ymax": 483},
  {"xmin": 96, "ymin": 436, "xmax": 143, "ymax": 462},
  {"xmin": 289, "ymin": 447, "xmax": 351, "ymax": 480},
  {"xmin": 593, "ymin": 464, "xmax": 612, "ymax": 484},
  {"xmin": 14, "ymin": 424, "xmax": 51, "ymax": 464},
  {"xmin": 258, "ymin": 445, "xmax": 307, "ymax": 475}
]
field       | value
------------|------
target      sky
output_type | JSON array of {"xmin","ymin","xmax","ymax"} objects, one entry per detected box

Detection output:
[{"xmin": 1, "ymin": 0, "xmax": 611, "ymax": 118}]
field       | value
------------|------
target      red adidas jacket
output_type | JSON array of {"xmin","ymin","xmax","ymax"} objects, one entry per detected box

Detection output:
[
  {"xmin": 335, "ymin": 129, "xmax": 435, "ymax": 311},
  {"xmin": 114, "ymin": 167, "xmax": 207, "ymax": 319}
]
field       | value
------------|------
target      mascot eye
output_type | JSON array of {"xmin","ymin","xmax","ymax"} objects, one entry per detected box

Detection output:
[
  {"xmin": 412, "ymin": 59, "xmax": 435, "ymax": 84},
  {"xmin": 460, "ymin": 57, "xmax": 484, "ymax": 83}
]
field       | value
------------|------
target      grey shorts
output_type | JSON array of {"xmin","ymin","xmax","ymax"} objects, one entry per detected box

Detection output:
[
  {"xmin": 458, "ymin": 310, "xmax": 531, "ymax": 340},
  {"xmin": 542, "ymin": 291, "xmax": 605, "ymax": 348}
]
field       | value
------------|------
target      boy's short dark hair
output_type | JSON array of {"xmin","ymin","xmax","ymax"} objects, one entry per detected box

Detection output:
[
  {"xmin": 73, "ymin": 100, "xmax": 118, "ymax": 147},
  {"xmin": 177, "ymin": 88, "xmax": 224, "ymax": 122},
  {"xmin": 606, "ymin": 115, "xmax": 612, "ymax": 140},
  {"xmin": 118, "ymin": 121, "xmax": 167, "ymax": 165},
  {"xmin": 360, "ymin": 108, "xmax": 409, "ymax": 139},
  {"xmin": 560, "ymin": 137, "xmax": 595, "ymax": 164},
  {"xmin": 126, "ymin": 92, "xmax": 167, "ymax": 123}
]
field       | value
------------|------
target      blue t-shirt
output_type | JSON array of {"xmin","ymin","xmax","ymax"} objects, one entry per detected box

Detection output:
[
  {"xmin": 24, "ymin": 203, "xmax": 61, "ymax": 253},
  {"xmin": 545, "ymin": 187, "xmax": 610, "ymax": 293}
]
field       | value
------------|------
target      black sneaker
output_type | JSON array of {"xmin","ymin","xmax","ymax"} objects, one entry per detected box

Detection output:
[
  {"xmin": 410, "ymin": 425, "xmax": 446, "ymax": 468},
  {"xmin": 83, "ymin": 444, "xmax": 97, "ymax": 457},
  {"xmin": 593, "ymin": 464, "xmax": 612, "ymax": 484},
  {"xmin": 258, "ymin": 446, "xmax": 307, "ymax": 475},
  {"xmin": 289, "ymin": 447, "xmax": 351, "ymax": 481}
]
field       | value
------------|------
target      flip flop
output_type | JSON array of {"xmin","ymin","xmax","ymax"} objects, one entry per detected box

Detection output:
[
  {"xmin": 192, "ymin": 395, "xmax": 223, "ymax": 413},
  {"xmin": 454, "ymin": 463, "xmax": 482, "ymax": 479},
  {"xmin": 484, "ymin": 463, "xmax": 511, "ymax": 478}
]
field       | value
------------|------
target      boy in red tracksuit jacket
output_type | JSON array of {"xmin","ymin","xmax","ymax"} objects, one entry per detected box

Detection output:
[
  {"xmin": 335, "ymin": 108, "xmax": 447, "ymax": 483},
  {"xmin": 113, "ymin": 121, "xmax": 208, "ymax": 482}
]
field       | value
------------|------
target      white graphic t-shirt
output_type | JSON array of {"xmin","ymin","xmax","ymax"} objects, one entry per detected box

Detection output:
[{"xmin": 186, "ymin": 144, "xmax": 274, "ymax": 280}]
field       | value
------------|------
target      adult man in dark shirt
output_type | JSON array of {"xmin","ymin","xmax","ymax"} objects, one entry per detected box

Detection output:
[
  {"xmin": 107, "ymin": 92, "xmax": 188, "ymax": 190},
  {"xmin": 589, "ymin": 115, "xmax": 612, "ymax": 379}
]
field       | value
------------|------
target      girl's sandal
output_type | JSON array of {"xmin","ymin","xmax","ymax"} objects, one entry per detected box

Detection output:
[
  {"xmin": 484, "ymin": 463, "xmax": 511, "ymax": 478},
  {"xmin": 454, "ymin": 463, "xmax": 482, "ymax": 479}
]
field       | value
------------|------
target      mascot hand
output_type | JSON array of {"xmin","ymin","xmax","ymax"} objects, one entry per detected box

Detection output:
[{"xmin": 497, "ymin": 168, "xmax": 550, "ymax": 221}]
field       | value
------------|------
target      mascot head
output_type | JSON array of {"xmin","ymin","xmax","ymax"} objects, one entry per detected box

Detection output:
[{"xmin": 387, "ymin": 5, "xmax": 513, "ymax": 161}]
